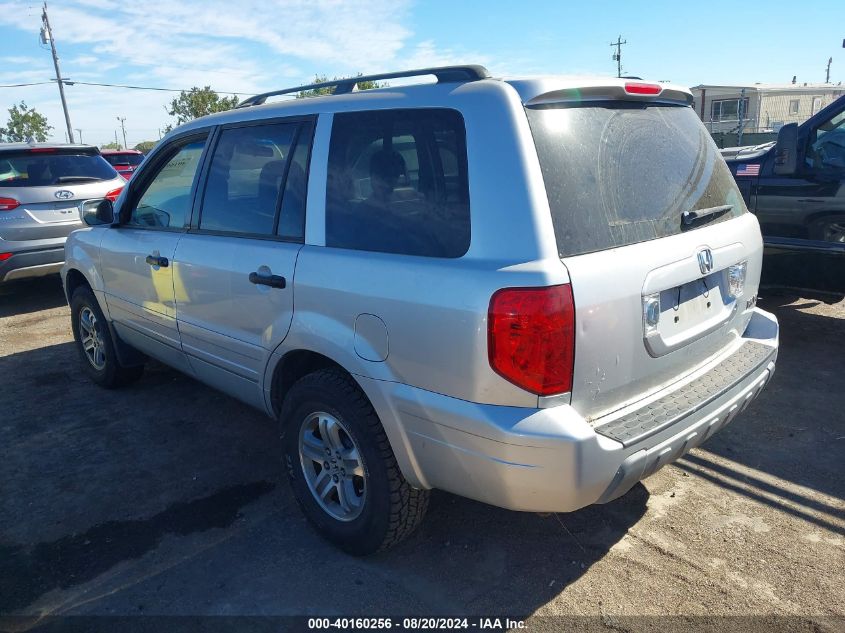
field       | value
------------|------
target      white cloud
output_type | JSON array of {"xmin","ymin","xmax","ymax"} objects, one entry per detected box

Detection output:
[
  {"xmin": 399, "ymin": 40, "xmax": 492, "ymax": 72},
  {"xmin": 0, "ymin": 0, "xmax": 506, "ymax": 146},
  {"xmin": 0, "ymin": 55, "xmax": 44, "ymax": 66}
]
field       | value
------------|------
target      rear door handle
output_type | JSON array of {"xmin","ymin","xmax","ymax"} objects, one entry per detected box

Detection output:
[
  {"xmin": 145, "ymin": 254, "xmax": 169, "ymax": 267},
  {"xmin": 249, "ymin": 272, "xmax": 286, "ymax": 289}
]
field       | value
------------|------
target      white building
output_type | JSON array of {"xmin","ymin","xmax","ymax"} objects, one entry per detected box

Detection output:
[{"xmin": 691, "ymin": 83, "xmax": 844, "ymax": 134}]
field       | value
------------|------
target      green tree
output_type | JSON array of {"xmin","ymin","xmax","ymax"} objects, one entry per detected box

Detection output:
[
  {"xmin": 0, "ymin": 101, "xmax": 53, "ymax": 142},
  {"xmin": 165, "ymin": 86, "xmax": 239, "ymax": 131},
  {"xmin": 296, "ymin": 74, "xmax": 384, "ymax": 99},
  {"xmin": 134, "ymin": 140, "xmax": 157, "ymax": 153},
  {"xmin": 101, "ymin": 142, "xmax": 121, "ymax": 150}
]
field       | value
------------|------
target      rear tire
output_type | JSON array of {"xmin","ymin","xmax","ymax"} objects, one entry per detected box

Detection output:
[
  {"xmin": 281, "ymin": 368, "xmax": 429, "ymax": 555},
  {"xmin": 70, "ymin": 286, "xmax": 144, "ymax": 388}
]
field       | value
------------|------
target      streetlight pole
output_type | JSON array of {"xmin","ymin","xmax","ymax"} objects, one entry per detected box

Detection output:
[
  {"xmin": 74, "ymin": 128, "xmax": 82, "ymax": 143},
  {"xmin": 41, "ymin": 3, "xmax": 74, "ymax": 144},
  {"xmin": 116, "ymin": 117, "xmax": 127, "ymax": 149}
]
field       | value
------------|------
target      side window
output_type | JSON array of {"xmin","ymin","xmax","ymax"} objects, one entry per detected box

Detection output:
[
  {"xmin": 277, "ymin": 124, "xmax": 312, "ymax": 241},
  {"xmin": 325, "ymin": 109, "xmax": 470, "ymax": 258},
  {"xmin": 128, "ymin": 139, "xmax": 207, "ymax": 229},
  {"xmin": 808, "ymin": 110, "xmax": 845, "ymax": 172},
  {"xmin": 199, "ymin": 123, "xmax": 297, "ymax": 236}
]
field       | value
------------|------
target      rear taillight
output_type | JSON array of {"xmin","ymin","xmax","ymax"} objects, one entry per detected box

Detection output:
[
  {"xmin": 728, "ymin": 261, "xmax": 747, "ymax": 299},
  {"xmin": 488, "ymin": 284, "xmax": 576, "ymax": 396},
  {"xmin": 0, "ymin": 197, "xmax": 20, "ymax": 211},
  {"xmin": 624, "ymin": 82, "xmax": 662, "ymax": 95},
  {"xmin": 0, "ymin": 252, "xmax": 12, "ymax": 262},
  {"xmin": 105, "ymin": 187, "xmax": 123, "ymax": 202}
]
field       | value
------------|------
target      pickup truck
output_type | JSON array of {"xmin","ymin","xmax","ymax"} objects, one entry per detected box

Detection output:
[{"xmin": 721, "ymin": 94, "xmax": 845, "ymax": 293}]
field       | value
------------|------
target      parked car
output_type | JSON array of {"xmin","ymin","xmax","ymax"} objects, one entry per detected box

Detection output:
[
  {"xmin": 61, "ymin": 66, "xmax": 779, "ymax": 554},
  {"xmin": 100, "ymin": 148, "xmax": 145, "ymax": 180},
  {"xmin": 721, "ymin": 94, "xmax": 845, "ymax": 293},
  {"xmin": 0, "ymin": 143, "xmax": 124, "ymax": 283}
]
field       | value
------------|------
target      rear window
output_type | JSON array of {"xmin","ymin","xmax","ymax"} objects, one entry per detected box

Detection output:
[
  {"xmin": 0, "ymin": 150, "xmax": 117, "ymax": 187},
  {"xmin": 103, "ymin": 152, "xmax": 144, "ymax": 167},
  {"xmin": 526, "ymin": 104, "xmax": 746, "ymax": 257}
]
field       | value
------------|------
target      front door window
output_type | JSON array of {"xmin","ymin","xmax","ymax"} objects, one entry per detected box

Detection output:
[
  {"xmin": 128, "ymin": 140, "xmax": 207, "ymax": 229},
  {"xmin": 808, "ymin": 109, "xmax": 845, "ymax": 172}
]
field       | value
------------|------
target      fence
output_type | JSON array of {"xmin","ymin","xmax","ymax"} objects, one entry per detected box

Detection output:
[
  {"xmin": 709, "ymin": 131, "xmax": 777, "ymax": 149},
  {"xmin": 700, "ymin": 88, "xmax": 844, "ymax": 147}
]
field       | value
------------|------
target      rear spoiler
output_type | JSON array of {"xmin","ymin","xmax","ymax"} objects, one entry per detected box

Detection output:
[
  {"xmin": 0, "ymin": 146, "xmax": 101, "ymax": 156},
  {"xmin": 525, "ymin": 82, "xmax": 693, "ymax": 108}
]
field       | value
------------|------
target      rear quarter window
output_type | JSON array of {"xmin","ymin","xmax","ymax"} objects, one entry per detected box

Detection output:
[{"xmin": 325, "ymin": 108, "xmax": 470, "ymax": 258}]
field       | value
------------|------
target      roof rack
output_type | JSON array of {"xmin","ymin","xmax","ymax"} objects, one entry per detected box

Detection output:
[{"xmin": 237, "ymin": 65, "xmax": 491, "ymax": 108}]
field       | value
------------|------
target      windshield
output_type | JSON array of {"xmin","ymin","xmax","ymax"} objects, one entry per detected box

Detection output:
[
  {"xmin": 526, "ymin": 103, "xmax": 746, "ymax": 257},
  {"xmin": 0, "ymin": 151, "xmax": 118, "ymax": 187},
  {"xmin": 103, "ymin": 153, "xmax": 144, "ymax": 167}
]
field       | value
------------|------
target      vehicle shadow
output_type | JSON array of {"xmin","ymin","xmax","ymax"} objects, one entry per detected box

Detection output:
[
  {"xmin": 680, "ymin": 291, "xmax": 845, "ymax": 532},
  {"xmin": 0, "ymin": 276, "xmax": 67, "ymax": 318},
  {"xmin": 371, "ymin": 485, "xmax": 648, "ymax": 616},
  {"xmin": 0, "ymin": 340, "xmax": 647, "ymax": 618}
]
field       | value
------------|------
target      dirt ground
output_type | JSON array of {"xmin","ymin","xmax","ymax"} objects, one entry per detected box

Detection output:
[{"xmin": 0, "ymin": 276, "xmax": 843, "ymax": 632}]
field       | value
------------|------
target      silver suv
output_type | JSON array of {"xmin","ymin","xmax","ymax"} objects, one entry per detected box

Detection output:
[
  {"xmin": 0, "ymin": 143, "xmax": 125, "ymax": 283},
  {"xmin": 61, "ymin": 66, "xmax": 780, "ymax": 554}
]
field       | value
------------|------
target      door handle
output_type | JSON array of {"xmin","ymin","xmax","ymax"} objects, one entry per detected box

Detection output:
[
  {"xmin": 145, "ymin": 254, "xmax": 169, "ymax": 267},
  {"xmin": 249, "ymin": 271, "xmax": 286, "ymax": 289}
]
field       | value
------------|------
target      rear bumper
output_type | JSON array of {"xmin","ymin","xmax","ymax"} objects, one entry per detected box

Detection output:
[
  {"xmin": 363, "ymin": 307, "xmax": 778, "ymax": 512},
  {"xmin": 0, "ymin": 243, "xmax": 65, "ymax": 282}
]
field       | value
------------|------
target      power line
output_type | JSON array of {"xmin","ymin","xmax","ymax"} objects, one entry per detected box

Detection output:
[
  {"xmin": 52, "ymin": 79, "xmax": 254, "ymax": 96},
  {"xmin": 1, "ymin": 78, "xmax": 267, "ymax": 97},
  {"xmin": 0, "ymin": 81, "xmax": 54, "ymax": 88}
]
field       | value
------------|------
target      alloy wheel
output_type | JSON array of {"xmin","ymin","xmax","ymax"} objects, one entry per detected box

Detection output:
[{"xmin": 298, "ymin": 411, "xmax": 367, "ymax": 521}]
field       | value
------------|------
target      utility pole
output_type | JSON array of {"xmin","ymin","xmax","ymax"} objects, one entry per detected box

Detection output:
[
  {"xmin": 114, "ymin": 130, "xmax": 119, "ymax": 147},
  {"xmin": 610, "ymin": 35, "xmax": 627, "ymax": 78},
  {"xmin": 116, "ymin": 117, "xmax": 127, "ymax": 149},
  {"xmin": 826, "ymin": 57, "xmax": 832, "ymax": 83},
  {"xmin": 40, "ymin": 3, "xmax": 74, "ymax": 144},
  {"xmin": 74, "ymin": 128, "xmax": 82, "ymax": 143}
]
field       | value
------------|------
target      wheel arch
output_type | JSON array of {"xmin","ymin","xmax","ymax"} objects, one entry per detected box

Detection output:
[
  {"xmin": 269, "ymin": 349, "xmax": 345, "ymax": 418},
  {"xmin": 266, "ymin": 347, "xmax": 428, "ymax": 489},
  {"xmin": 63, "ymin": 267, "xmax": 91, "ymax": 304}
]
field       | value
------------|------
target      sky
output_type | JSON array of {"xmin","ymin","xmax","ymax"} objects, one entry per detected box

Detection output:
[{"xmin": 0, "ymin": 0, "xmax": 842, "ymax": 147}]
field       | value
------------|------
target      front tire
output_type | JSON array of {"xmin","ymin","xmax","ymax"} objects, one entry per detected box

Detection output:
[
  {"xmin": 281, "ymin": 368, "xmax": 429, "ymax": 555},
  {"xmin": 70, "ymin": 286, "xmax": 144, "ymax": 388}
]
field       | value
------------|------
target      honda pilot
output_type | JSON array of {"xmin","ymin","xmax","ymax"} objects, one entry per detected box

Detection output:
[{"xmin": 61, "ymin": 66, "xmax": 779, "ymax": 554}]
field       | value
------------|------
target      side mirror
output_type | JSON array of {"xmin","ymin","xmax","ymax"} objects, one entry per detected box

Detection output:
[
  {"xmin": 773, "ymin": 122, "xmax": 799, "ymax": 176},
  {"xmin": 81, "ymin": 199, "xmax": 115, "ymax": 226}
]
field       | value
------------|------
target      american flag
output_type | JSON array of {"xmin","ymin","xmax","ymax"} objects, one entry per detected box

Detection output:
[{"xmin": 736, "ymin": 163, "xmax": 760, "ymax": 177}]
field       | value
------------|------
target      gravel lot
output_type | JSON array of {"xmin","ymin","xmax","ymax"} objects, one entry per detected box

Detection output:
[{"xmin": 1, "ymin": 276, "xmax": 843, "ymax": 631}]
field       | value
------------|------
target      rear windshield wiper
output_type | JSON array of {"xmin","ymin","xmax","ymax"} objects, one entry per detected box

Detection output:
[
  {"xmin": 682, "ymin": 204, "xmax": 733, "ymax": 227},
  {"xmin": 54, "ymin": 176, "xmax": 103, "ymax": 184}
]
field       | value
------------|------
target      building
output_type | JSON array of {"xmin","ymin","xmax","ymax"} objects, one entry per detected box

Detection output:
[{"xmin": 692, "ymin": 83, "xmax": 844, "ymax": 134}]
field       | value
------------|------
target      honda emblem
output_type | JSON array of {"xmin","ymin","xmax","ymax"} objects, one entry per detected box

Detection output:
[{"xmin": 697, "ymin": 248, "xmax": 714, "ymax": 275}]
